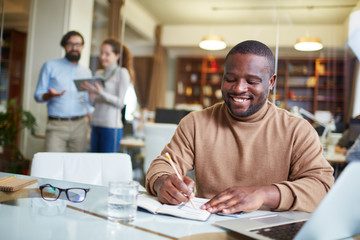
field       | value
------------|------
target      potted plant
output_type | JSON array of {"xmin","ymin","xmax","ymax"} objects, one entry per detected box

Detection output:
[{"xmin": 0, "ymin": 99, "xmax": 37, "ymax": 173}]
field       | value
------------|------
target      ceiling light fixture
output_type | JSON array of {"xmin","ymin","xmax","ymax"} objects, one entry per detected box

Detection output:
[
  {"xmin": 294, "ymin": 37, "xmax": 323, "ymax": 51},
  {"xmin": 199, "ymin": 35, "xmax": 227, "ymax": 51}
]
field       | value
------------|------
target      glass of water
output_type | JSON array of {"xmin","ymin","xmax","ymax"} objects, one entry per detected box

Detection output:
[{"xmin": 108, "ymin": 181, "xmax": 139, "ymax": 222}]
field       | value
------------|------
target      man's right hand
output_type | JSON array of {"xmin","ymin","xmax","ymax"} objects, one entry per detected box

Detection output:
[
  {"xmin": 154, "ymin": 174, "xmax": 195, "ymax": 205},
  {"xmin": 42, "ymin": 88, "xmax": 66, "ymax": 101}
]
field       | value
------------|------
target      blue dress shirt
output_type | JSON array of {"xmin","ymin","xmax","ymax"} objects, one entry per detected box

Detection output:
[{"xmin": 34, "ymin": 58, "xmax": 93, "ymax": 117}]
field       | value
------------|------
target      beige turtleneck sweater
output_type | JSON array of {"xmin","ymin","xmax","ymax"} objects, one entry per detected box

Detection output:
[{"xmin": 146, "ymin": 101, "xmax": 334, "ymax": 212}]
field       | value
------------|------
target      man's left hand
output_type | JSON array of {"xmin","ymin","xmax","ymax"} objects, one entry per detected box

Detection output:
[{"xmin": 200, "ymin": 185, "xmax": 280, "ymax": 214}]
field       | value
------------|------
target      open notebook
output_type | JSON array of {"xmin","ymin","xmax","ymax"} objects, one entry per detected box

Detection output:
[
  {"xmin": 215, "ymin": 161, "xmax": 360, "ymax": 240},
  {"xmin": 137, "ymin": 193, "xmax": 211, "ymax": 221}
]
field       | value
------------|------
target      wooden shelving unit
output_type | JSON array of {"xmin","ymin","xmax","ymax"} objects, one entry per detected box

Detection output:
[
  {"xmin": 0, "ymin": 30, "xmax": 27, "ymax": 109},
  {"xmin": 315, "ymin": 58, "xmax": 347, "ymax": 114},
  {"xmin": 273, "ymin": 58, "xmax": 348, "ymax": 115},
  {"xmin": 176, "ymin": 57, "xmax": 348, "ymax": 116},
  {"xmin": 175, "ymin": 56, "xmax": 224, "ymax": 108}
]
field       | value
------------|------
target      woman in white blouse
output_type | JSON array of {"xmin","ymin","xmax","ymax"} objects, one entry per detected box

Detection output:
[{"xmin": 82, "ymin": 38, "xmax": 135, "ymax": 152}]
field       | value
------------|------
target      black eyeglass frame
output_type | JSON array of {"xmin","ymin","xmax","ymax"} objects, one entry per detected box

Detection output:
[{"xmin": 39, "ymin": 184, "xmax": 90, "ymax": 203}]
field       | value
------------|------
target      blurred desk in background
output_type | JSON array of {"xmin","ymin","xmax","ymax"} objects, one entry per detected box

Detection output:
[
  {"xmin": 120, "ymin": 137, "xmax": 145, "ymax": 152},
  {"xmin": 323, "ymin": 149, "xmax": 347, "ymax": 179}
]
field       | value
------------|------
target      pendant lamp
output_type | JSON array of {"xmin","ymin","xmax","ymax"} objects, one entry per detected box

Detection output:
[
  {"xmin": 294, "ymin": 37, "xmax": 323, "ymax": 51},
  {"xmin": 199, "ymin": 35, "xmax": 227, "ymax": 51}
]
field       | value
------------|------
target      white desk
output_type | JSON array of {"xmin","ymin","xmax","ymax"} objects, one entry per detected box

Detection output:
[
  {"xmin": 323, "ymin": 149, "xmax": 347, "ymax": 178},
  {"xmin": 0, "ymin": 172, "xmax": 306, "ymax": 240},
  {"xmin": 120, "ymin": 137, "xmax": 145, "ymax": 152}
]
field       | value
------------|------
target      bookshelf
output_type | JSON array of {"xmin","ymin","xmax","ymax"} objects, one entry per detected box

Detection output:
[
  {"xmin": 175, "ymin": 56, "xmax": 224, "ymax": 108},
  {"xmin": 273, "ymin": 58, "xmax": 348, "ymax": 115},
  {"xmin": 176, "ymin": 57, "xmax": 348, "ymax": 115},
  {"xmin": 0, "ymin": 30, "xmax": 27, "ymax": 109}
]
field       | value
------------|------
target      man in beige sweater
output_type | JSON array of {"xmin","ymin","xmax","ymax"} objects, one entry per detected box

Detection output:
[{"xmin": 146, "ymin": 40, "xmax": 334, "ymax": 214}]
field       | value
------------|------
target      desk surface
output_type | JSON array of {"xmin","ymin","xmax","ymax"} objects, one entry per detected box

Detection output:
[
  {"xmin": 323, "ymin": 147, "xmax": 346, "ymax": 163},
  {"xmin": 120, "ymin": 137, "xmax": 145, "ymax": 148},
  {"xmin": 1, "ymin": 172, "xmax": 285, "ymax": 240},
  {"xmin": 324, "ymin": 153, "xmax": 346, "ymax": 163},
  {"xmin": 2, "ymin": 172, "xmax": 360, "ymax": 240}
]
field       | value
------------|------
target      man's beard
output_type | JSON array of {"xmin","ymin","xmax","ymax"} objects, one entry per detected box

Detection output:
[{"xmin": 65, "ymin": 51, "xmax": 81, "ymax": 62}]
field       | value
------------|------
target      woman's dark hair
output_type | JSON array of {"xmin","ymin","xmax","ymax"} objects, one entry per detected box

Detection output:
[{"xmin": 60, "ymin": 31, "xmax": 84, "ymax": 47}]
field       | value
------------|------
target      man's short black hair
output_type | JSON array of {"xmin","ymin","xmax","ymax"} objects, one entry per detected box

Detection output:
[
  {"xmin": 225, "ymin": 40, "xmax": 275, "ymax": 75},
  {"xmin": 60, "ymin": 31, "xmax": 84, "ymax": 47}
]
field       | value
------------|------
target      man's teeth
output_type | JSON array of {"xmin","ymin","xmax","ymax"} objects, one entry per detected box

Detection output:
[{"xmin": 233, "ymin": 98, "xmax": 248, "ymax": 102}]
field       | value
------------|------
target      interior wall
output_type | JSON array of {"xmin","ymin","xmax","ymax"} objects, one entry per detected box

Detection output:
[
  {"xmin": 68, "ymin": 0, "xmax": 94, "ymax": 67},
  {"xmin": 348, "ymin": 9, "xmax": 360, "ymax": 117}
]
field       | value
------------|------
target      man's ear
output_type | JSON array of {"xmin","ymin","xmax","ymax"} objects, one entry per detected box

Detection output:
[{"xmin": 269, "ymin": 74, "xmax": 276, "ymax": 90}]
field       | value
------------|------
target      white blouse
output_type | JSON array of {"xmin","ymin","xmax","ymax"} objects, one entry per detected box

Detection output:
[{"xmin": 90, "ymin": 63, "xmax": 131, "ymax": 128}]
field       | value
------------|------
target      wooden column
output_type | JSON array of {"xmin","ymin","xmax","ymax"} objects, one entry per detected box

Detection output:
[
  {"xmin": 148, "ymin": 25, "xmax": 167, "ymax": 110},
  {"xmin": 107, "ymin": 0, "xmax": 124, "ymax": 38}
]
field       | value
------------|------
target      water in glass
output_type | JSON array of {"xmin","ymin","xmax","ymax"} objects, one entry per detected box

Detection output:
[{"xmin": 108, "ymin": 181, "xmax": 138, "ymax": 222}]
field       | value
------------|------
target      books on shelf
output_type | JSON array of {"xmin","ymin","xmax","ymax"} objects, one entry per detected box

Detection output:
[{"xmin": 137, "ymin": 193, "xmax": 211, "ymax": 221}]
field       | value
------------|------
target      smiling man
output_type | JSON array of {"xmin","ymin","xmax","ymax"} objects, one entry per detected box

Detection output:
[{"xmin": 146, "ymin": 40, "xmax": 334, "ymax": 214}]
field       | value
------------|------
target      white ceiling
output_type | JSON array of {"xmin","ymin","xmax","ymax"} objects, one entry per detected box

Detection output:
[
  {"xmin": 127, "ymin": 0, "xmax": 360, "ymax": 57},
  {"xmin": 134, "ymin": 0, "xmax": 358, "ymax": 25},
  {"xmin": 4, "ymin": 0, "xmax": 359, "ymax": 33},
  {"xmin": 3, "ymin": 0, "xmax": 360, "ymax": 57}
]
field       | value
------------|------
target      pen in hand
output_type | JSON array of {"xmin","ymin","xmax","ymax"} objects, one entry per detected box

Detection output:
[{"xmin": 165, "ymin": 152, "xmax": 196, "ymax": 209}]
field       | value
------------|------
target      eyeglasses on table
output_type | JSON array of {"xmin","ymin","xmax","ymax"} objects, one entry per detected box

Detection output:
[{"xmin": 39, "ymin": 184, "xmax": 90, "ymax": 203}]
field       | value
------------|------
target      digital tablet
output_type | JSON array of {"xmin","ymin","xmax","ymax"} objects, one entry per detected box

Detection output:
[{"xmin": 74, "ymin": 77, "xmax": 105, "ymax": 91}]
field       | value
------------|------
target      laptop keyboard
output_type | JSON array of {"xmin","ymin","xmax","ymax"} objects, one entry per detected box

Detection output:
[{"xmin": 250, "ymin": 221, "xmax": 306, "ymax": 240}]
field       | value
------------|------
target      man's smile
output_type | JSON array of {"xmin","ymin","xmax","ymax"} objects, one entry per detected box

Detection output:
[{"xmin": 230, "ymin": 95, "xmax": 252, "ymax": 104}]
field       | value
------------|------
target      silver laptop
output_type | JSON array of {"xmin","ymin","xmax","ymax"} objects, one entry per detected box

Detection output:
[{"xmin": 215, "ymin": 161, "xmax": 360, "ymax": 240}]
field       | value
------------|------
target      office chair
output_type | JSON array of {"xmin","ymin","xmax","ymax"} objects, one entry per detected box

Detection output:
[
  {"xmin": 30, "ymin": 152, "xmax": 133, "ymax": 186},
  {"xmin": 143, "ymin": 123, "xmax": 177, "ymax": 173}
]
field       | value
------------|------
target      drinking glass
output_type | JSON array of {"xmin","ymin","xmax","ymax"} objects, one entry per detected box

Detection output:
[{"xmin": 107, "ymin": 181, "xmax": 139, "ymax": 222}]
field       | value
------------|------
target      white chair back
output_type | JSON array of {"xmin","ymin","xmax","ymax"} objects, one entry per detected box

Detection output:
[
  {"xmin": 144, "ymin": 123, "xmax": 177, "ymax": 173},
  {"xmin": 30, "ymin": 152, "xmax": 133, "ymax": 186}
]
